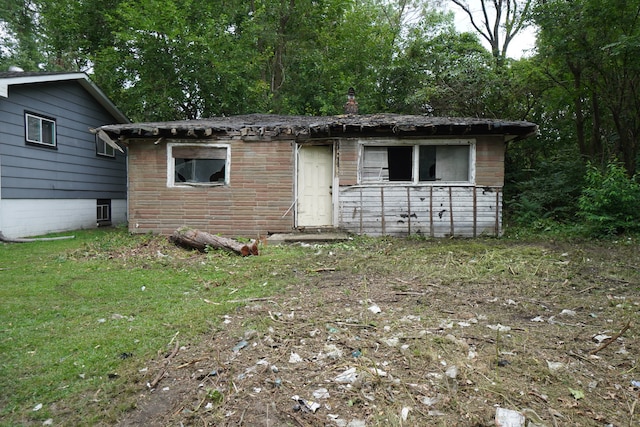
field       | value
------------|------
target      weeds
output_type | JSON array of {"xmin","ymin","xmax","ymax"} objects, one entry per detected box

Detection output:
[{"xmin": 1, "ymin": 229, "xmax": 638, "ymax": 426}]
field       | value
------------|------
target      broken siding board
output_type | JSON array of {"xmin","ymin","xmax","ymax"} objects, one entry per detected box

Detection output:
[
  {"xmin": 382, "ymin": 187, "xmax": 410, "ymax": 236},
  {"xmin": 338, "ymin": 185, "xmax": 501, "ymax": 237},
  {"xmin": 408, "ymin": 187, "xmax": 431, "ymax": 235}
]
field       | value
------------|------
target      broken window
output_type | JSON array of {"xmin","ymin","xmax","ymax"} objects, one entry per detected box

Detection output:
[
  {"xmin": 361, "ymin": 141, "xmax": 473, "ymax": 183},
  {"xmin": 168, "ymin": 144, "xmax": 229, "ymax": 187}
]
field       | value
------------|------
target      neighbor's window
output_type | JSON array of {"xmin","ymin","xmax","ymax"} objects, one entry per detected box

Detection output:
[
  {"xmin": 168, "ymin": 143, "xmax": 229, "ymax": 187},
  {"xmin": 360, "ymin": 140, "xmax": 473, "ymax": 183},
  {"xmin": 96, "ymin": 134, "xmax": 115, "ymax": 157},
  {"xmin": 25, "ymin": 112, "xmax": 56, "ymax": 147},
  {"xmin": 97, "ymin": 199, "xmax": 111, "ymax": 224}
]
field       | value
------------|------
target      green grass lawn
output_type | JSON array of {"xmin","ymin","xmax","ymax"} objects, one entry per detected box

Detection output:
[{"xmin": 0, "ymin": 228, "xmax": 307, "ymax": 425}]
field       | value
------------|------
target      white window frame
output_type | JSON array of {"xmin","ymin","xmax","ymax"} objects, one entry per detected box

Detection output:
[
  {"xmin": 96, "ymin": 134, "xmax": 116, "ymax": 157},
  {"xmin": 25, "ymin": 112, "xmax": 57, "ymax": 147},
  {"xmin": 167, "ymin": 142, "xmax": 231, "ymax": 188},
  {"xmin": 358, "ymin": 139, "xmax": 476, "ymax": 185}
]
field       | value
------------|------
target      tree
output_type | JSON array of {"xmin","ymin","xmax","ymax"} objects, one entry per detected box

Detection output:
[
  {"xmin": 0, "ymin": 0, "xmax": 45, "ymax": 70},
  {"xmin": 92, "ymin": 0, "xmax": 272, "ymax": 120},
  {"xmin": 534, "ymin": 0, "xmax": 640, "ymax": 175},
  {"xmin": 389, "ymin": 10, "xmax": 498, "ymax": 116},
  {"xmin": 450, "ymin": 0, "xmax": 533, "ymax": 64}
]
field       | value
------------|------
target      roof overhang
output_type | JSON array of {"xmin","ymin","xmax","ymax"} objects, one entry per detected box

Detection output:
[
  {"xmin": 0, "ymin": 72, "xmax": 129, "ymax": 123},
  {"xmin": 94, "ymin": 114, "xmax": 537, "ymax": 143}
]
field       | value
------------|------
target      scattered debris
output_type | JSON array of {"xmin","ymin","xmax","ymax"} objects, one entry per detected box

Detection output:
[
  {"xmin": 569, "ymin": 387, "xmax": 585, "ymax": 400},
  {"xmin": 590, "ymin": 319, "xmax": 632, "ymax": 355},
  {"xmin": 495, "ymin": 407, "xmax": 525, "ymax": 427},
  {"xmin": 106, "ymin": 237, "xmax": 638, "ymax": 427},
  {"xmin": 368, "ymin": 303, "xmax": 382, "ymax": 314},
  {"xmin": 292, "ymin": 395, "xmax": 321, "ymax": 413},
  {"xmin": 232, "ymin": 340, "xmax": 248, "ymax": 353}
]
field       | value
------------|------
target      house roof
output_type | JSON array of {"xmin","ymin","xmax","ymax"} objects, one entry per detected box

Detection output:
[
  {"xmin": 95, "ymin": 114, "xmax": 537, "ymax": 142},
  {"xmin": 0, "ymin": 71, "xmax": 129, "ymax": 123}
]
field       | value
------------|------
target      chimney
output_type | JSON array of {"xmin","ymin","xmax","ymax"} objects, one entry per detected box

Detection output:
[{"xmin": 344, "ymin": 87, "xmax": 358, "ymax": 114}]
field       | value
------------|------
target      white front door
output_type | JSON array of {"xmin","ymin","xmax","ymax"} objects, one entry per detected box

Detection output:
[{"xmin": 297, "ymin": 145, "xmax": 333, "ymax": 227}]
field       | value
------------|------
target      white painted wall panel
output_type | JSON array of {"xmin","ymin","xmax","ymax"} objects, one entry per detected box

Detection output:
[
  {"xmin": 338, "ymin": 185, "xmax": 502, "ymax": 237},
  {"xmin": 0, "ymin": 198, "xmax": 126, "ymax": 238}
]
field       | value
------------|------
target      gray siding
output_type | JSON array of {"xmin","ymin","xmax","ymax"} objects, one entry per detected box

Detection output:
[{"xmin": 0, "ymin": 81, "xmax": 126, "ymax": 199}]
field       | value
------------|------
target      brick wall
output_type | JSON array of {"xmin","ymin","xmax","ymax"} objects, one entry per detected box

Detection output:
[{"xmin": 128, "ymin": 138, "xmax": 295, "ymax": 237}]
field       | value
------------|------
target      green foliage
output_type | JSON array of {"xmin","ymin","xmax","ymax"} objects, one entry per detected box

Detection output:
[
  {"xmin": 385, "ymin": 10, "xmax": 499, "ymax": 116},
  {"xmin": 578, "ymin": 161, "xmax": 640, "ymax": 236},
  {"xmin": 534, "ymin": 0, "xmax": 640, "ymax": 176},
  {"xmin": 505, "ymin": 145, "xmax": 585, "ymax": 227}
]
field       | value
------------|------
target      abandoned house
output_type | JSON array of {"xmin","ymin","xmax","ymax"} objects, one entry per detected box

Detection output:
[{"xmin": 94, "ymin": 113, "xmax": 537, "ymax": 238}]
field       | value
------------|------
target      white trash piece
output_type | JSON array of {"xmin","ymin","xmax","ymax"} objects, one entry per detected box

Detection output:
[{"xmin": 495, "ymin": 407, "xmax": 525, "ymax": 427}]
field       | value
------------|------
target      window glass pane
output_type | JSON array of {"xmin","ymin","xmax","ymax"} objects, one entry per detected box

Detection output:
[
  {"xmin": 436, "ymin": 145, "xmax": 469, "ymax": 181},
  {"xmin": 418, "ymin": 145, "xmax": 437, "ymax": 181},
  {"xmin": 41, "ymin": 119, "xmax": 55, "ymax": 145},
  {"xmin": 362, "ymin": 146, "xmax": 388, "ymax": 181},
  {"xmin": 175, "ymin": 158, "xmax": 226, "ymax": 183},
  {"xmin": 97, "ymin": 139, "xmax": 115, "ymax": 156},
  {"xmin": 27, "ymin": 116, "xmax": 41, "ymax": 142}
]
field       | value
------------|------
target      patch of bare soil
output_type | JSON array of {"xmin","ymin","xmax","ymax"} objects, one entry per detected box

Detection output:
[{"xmin": 116, "ymin": 238, "xmax": 639, "ymax": 427}]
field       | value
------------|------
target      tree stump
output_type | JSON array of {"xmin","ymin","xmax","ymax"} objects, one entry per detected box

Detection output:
[{"xmin": 170, "ymin": 229, "xmax": 258, "ymax": 256}]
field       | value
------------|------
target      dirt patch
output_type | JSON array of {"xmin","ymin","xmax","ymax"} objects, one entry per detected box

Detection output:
[{"xmin": 116, "ymin": 237, "xmax": 639, "ymax": 426}]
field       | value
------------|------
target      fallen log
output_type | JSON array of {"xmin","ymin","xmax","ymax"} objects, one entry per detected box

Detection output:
[{"xmin": 170, "ymin": 228, "xmax": 258, "ymax": 256}]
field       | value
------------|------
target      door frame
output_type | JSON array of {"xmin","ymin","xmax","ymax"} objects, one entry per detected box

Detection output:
[{"xmin": 294, "ymin": 142, "xmax": 337, "ymax": 229}]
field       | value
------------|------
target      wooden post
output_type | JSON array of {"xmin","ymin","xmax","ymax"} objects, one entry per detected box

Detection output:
[
  {"xmin": 429, "ymin": 186, "xmax": 434, "ymax": 237},
  {"xmin": 359, "ymin": 188, "xmax": 363, "ymax": 235},
  {"xmin": 495, "ymin": 189, "xmax": 501, "ymax": 236},
  {"xmin": 406, "ymin": 187, "xmax": 411, "ymax": 235},
  {"xmin": 449, "ymin": 187, "xmax": 454, "ymax": 237},
  {"xmin": 380, "ymin": 187, "xmax": 386, "ymax": 235},
  {"xmin": 473, "ymin": 187, "xmax": 477, "ymax": 238}
]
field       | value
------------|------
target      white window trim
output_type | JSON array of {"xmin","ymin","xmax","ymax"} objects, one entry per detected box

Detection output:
[
  {"xmin": 357, "ymin": 139, "xmax": 476, "ymax": 185},
  {"xmin": 25, "ymin": 112, "xmax": 57, "ymax": 147},
  {"xmin": 167, "ymin": 142, "xmax": 231, "ymax": 188}
]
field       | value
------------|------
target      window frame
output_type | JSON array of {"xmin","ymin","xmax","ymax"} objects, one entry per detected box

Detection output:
[
  {"xmin": 358, "ymin": 139, "xmax": 476, "ymax": 185},
  {"xmin": 25, "ymin": 111, "xmax": 57, "ymax": 148},
  {"xmin": 97, "ymin": 199, "xmax": 112, "ymax": 225},
  {"xmin": 96, "ymin": 133, "xmax": 116, "ymax": 158},
  {"xmin": 167, "ymin": 142, "xmax": 231, "ymax": 188}
]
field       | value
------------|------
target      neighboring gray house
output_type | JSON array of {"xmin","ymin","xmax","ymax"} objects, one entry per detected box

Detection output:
[{"xmin": 0, "ymin": 71, "xmax": 129, "ymax": 238}]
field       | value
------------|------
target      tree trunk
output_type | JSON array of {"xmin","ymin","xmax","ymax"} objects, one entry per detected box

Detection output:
[{"xmin": 170, "ymin": 229, "xmax": 258, "ymax": 256}]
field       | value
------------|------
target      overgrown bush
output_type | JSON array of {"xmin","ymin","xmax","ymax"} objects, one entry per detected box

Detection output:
[
  {"xmin": 578, "ymin": 161, "xmax": 640, "ymax": 236},
  {"xmin": 504, "ymin": 149, "xmax": 585, "ymax": 227}
]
